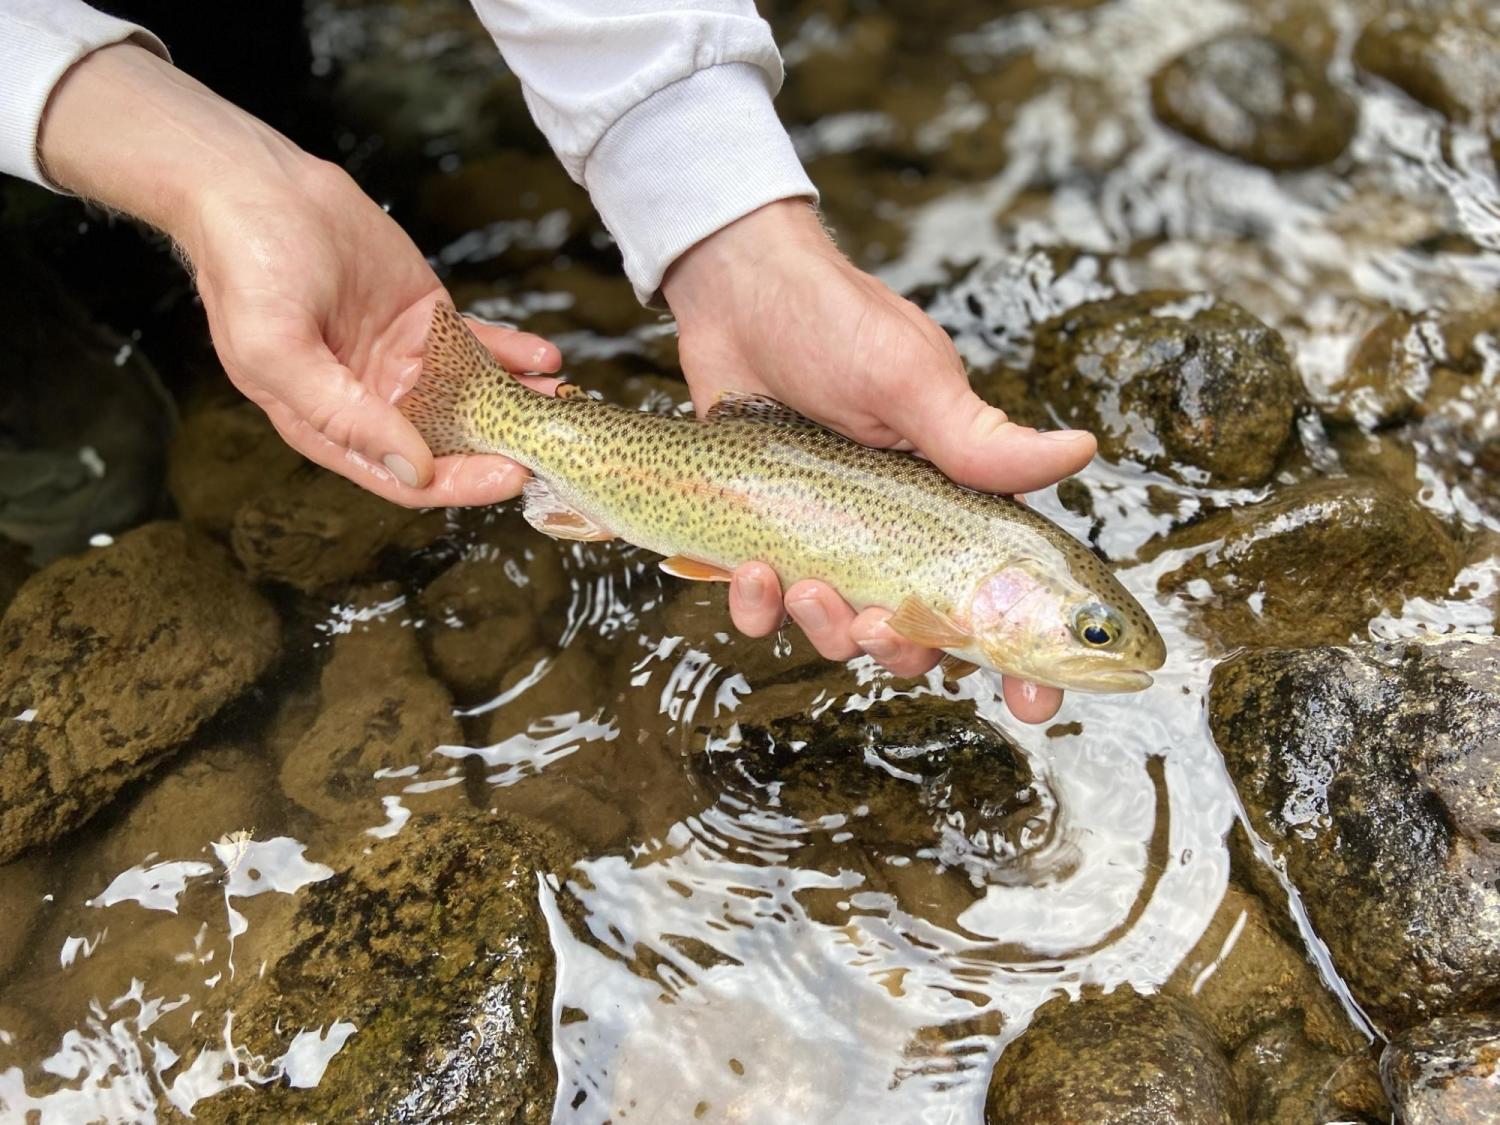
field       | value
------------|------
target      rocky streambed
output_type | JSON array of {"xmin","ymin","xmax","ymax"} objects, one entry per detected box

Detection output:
[{"xmin": 3, "ymin": 0, "xmax": 1500, "ymax": 1121}]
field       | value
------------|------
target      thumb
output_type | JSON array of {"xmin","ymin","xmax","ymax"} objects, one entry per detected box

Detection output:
[
  {"xmin": 253, "ymin": 340, "xmax": 436, "ymax": 489},
  {"xmin": 888, "ymin": 377, "xmax": 1097, "ymax": 494}
]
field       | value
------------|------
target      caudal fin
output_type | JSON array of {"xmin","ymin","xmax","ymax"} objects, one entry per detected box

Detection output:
[{"xmin": 399, "ymin": 302, "xmax": 511, "ymax": 456}]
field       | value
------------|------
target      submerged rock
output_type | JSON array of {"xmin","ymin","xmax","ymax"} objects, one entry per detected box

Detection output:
[
  {"xmin": 1210, "ymin": 636, "xmax": 1500, "ymax": 1031},
  {"xmin": 696, "ymin": 697, "xmax": 1052, "ymax": 888},
  {"xmin": 280, "ymin": 587, "xmax": 464, "ymax": 824},
  {"xmin": 185, "ymin": 811, "xmax": 574, "ymax": 1124},
  {"xmin": 1150, "ymin": 33, "xmax": 1356, "ymax": 169},
  {"xmin": 1029, "ymin": 291, "xmax": 1301, "ymax": 486},
  {"xmin": 230, "ymin": 464, "xmax": 446, "ymax": 593},
  {"xmin": 0, "ymin": 522, "xmax": 279, "ymax": 863},
  {"xmin": 1231, "ymin": 1017, "xmax": 1390, "ymax": 1124},
  {"xmin": 1155, "ymin": 476, "xmax": 1461, "ymax": 648},
  {"xmin": 985, "ymin": 985, "xmax": 1242, "ymax": 1124},
  {"xmin": 167, "ymin": 401, "xmax": 304, "ymax": 535},
  {"xmin": 1381, "ymin": 1012, "xmax": 1500, "ymax": 1124}
]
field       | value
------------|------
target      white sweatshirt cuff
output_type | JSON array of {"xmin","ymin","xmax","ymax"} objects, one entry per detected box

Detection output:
[
  {"xmin": 0, "ymin": 1, "xmax": 168, "ymax": 186},
  {"xmin": 584, "ymin": 62, "xmax": 818, "ymax": 306}
]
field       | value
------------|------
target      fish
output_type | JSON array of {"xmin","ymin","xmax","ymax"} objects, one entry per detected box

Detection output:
[{"xmin": 400, "ymin": 303, "xmax": 1167, "ymax": 692}]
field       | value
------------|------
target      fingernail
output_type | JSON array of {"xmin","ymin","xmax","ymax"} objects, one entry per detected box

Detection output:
[
  {"xmin": 383, "ymin": 453, "xmax": 419, "ymax": 488},
  {"xmin": 788, "ymin": 597, "xmax": 829, "ymax": 633},
  {"xmin": 857, "ymin": 637, "xmax": 899, "ymax": 661},
  {"xmin": 1041, "ymin": 429, "xmax": 1093, "ymax": 442},
  {"xmin": 737, "ymin": 572, "xmax": 766, "ymax": 609}
]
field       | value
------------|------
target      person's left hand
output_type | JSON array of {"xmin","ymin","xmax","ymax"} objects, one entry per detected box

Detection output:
[{"xmin": 661, "ymin": 200, "xmax": 1098, "ymax": 723}]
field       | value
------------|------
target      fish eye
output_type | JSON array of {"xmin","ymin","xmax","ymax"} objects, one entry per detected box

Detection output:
[{"xmin": 1073, "ymin": 603, "xmax": 1123, "ymax": 648}]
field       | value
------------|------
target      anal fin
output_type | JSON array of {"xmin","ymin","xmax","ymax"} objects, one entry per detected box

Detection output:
[
  {"xmin": 661, "ymin": 554, "xmax": 732, "ymax": 582},
  {"xmin": 939, "ymin": 654, "xmax": 980, "ymax": 681},
  {"xmin": 521, "ymin": 477, "xmax": 614, "ymax": 542}
]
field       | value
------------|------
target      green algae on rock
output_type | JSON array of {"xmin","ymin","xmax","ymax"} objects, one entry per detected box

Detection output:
[
  {"xmin": 985, "ymin": 985, "xmax": 1242, "ymax": 1124},
  {"xmin": 1155, "ymin": 476, "xmax": 1461, "ymax": 649},
  {"xmin": 1150, "ymin": 33, "xmax": 1357, "ymax": 170},
  {"xmin": 1210, "ymin": 636, "xmax": 1500, "ymax": 1033},
  {"xmin": 0, "ymin": 522, "xmax": 279, "ymax": 864},
  {"xmin": 182, "ymin": 811, "xmax": 575, "ymax": 1124},
  {"xmin": 1381, "ymin": 1012, "xmax": 1500, "ymax": 1125},
  {"xmin": 1029, "ymin": 291, "xmax": 1301, "ymax": 486}
]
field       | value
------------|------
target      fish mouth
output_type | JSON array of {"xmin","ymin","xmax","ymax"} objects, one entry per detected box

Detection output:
[{"xmin": 993, "ymin": 654, "xmax": 1157, "ymax": 694}]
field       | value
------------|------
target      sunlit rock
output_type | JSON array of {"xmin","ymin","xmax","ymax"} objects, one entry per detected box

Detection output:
[
  {"xmin": 1381, "ymin": 1012, "xmax": 1500, "ymax": 1125},
  {"xmin": 1029, "ymin": 291, "xmax": 1302, "ymax": 486},
  {"xmin": 0, "ymin": 522, "xmax": 279, "ymax": 863},
  {"xmin": 985, "ymin": 985, "xmax": 1242, "ymax": 1124},
  {"xmin": 1210, "ymin": 635, "xmax": 1500, "ymax": 1032},
  {"xmin": 1150, "ymin": 33, "xmax": 1356, "ymax": 170}
]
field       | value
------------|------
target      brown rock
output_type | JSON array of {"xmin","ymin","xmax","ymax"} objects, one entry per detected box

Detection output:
[
  {"xmin": 1382, "ymin": 1012, "xmax": 1500, "ymax": 1125},
  {"xmin": 0, "ymin": 522, "xmax": 280, "ymax": 862},
  {"xmin": 167, "ymin": 401, "xmax": 303, "ymax": 535}
]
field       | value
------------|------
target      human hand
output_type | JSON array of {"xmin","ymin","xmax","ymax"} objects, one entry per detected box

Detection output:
[
  {"xmin": 662, "ymin": 201, "xmax": 1098, "ymax": 723},
  {"xmin": 38, "ymin": 43, "xmax": 561, "ymax": 508}
]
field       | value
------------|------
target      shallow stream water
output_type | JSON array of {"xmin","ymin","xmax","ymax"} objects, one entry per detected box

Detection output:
[{"xmin": 2, "ymin": 0, "xmax": 1498, "ymax": 1121}]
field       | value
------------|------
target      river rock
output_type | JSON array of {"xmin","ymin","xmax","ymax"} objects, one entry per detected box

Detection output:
[
  {"xmin": 167, "ymin": 400, "xmax": 304, "ymax": 535},
  {"xmin": 0, "ymin": 537, "xmax": 30, "ymax": 616},
  {"xmin": 419, "ymin": 536, "xmax": 565, "ymax": 702},
  {"xmin": 1381, "ymin": 1012, "xmax": 1500, "ymax": 1124},
  {"xmin": 0, "ymin": 522, "xmax": 280, "ymax": 863},
  {"xmin": 0, "ymin": 855, "xmax": 50, "ymax": 980},
  {"xmin": 1355, "ymin": 10, "xmax": 1500, "ymax": 131},
  {"xmin": 985, "ymin": 985, "xmax": 1242, "ymax": 1124},
  {"xmin": 1028, "ymin": 291, "xmax": 1301, "ymax": 486},
  {"xmin": 281, "ymin": 588, "xmax": 464, "ymax": 824},
  {"xmin": 1231, "ymin": 1017, "xmax": 1390, "ymax": 1124},
  {"xmin": 183, "ymin": 810, "xmax": 573, "ymax": 1124},
  {"xmin": 1155, "ymin": 476, "xmax": 1461, "ymax": 648},
  {"xmin": 230, "ymin": 464, "xmax": 446, "ymax": 593},
  {"xmin": 1210, "ymin": 636, "xmax": 1500, "ymax": 1032},
  {"xmin": 1150, "ymin": 33, "xmax": 1357, "ymax": 169}
]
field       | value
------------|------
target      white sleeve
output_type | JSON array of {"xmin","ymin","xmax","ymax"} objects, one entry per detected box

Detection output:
[
  {"xmin": 0, "ymin": 0, "xmax": 169, "ymax": 186},
  {"xmin": 469, "ymin": 0, "xmax": 818, "ymax": 304}
]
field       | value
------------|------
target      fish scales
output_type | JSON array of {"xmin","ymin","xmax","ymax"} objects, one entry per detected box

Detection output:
[{"xmin": 401, "ymin": 303, "xmax": 1165, "ymax": 692}]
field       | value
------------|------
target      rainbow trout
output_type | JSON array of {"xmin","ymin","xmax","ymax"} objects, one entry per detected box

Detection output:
[{"xmin": 401, "ymin": 304, "xmax": 1165, "ymax": 691}]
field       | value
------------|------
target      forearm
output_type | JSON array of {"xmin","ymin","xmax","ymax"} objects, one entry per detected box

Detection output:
[{"xmin": 36, "ymin": 42, "xmax": 316, "ymax": 248}]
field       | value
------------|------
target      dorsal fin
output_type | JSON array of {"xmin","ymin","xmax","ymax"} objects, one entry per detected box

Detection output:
[
  {"xmin": 704, "ymin": 391, "xmax": 825, "ymax": 429},
  {"xmin": 399, "ymin": 302, "xmax": 514, "ymax": 456}
]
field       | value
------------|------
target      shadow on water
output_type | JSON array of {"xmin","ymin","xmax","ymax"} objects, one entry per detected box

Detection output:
[{"xmin": 2, "ymin": 0, "xmax": 1498, "ymax": 1121}]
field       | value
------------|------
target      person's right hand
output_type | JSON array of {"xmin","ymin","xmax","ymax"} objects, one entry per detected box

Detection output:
[{"xmin": 39, "ymin": 42, "xmax": 561, "ymax": 508}]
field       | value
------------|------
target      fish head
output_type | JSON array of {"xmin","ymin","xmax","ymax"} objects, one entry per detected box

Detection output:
[{"xmin": 964, "ymin": 558, "xmax": 1166, "ymax": 693}]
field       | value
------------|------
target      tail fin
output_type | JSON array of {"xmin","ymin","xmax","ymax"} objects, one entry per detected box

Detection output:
[{"xmin": 399, "ymin": 302, "xmax": 512, "ymax": 456}]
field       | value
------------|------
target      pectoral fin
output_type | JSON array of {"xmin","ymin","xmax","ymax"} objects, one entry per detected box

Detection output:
[
  {"xmin": 938, "ymin": 654, "xmax": 981, "ymax": 680},
  {"xmin": 888, "ymin": 596, "xmax": 973, "ymax": 649},
  {"xmin": 521, "ymin": 478, "xmax": 614, "ymax": 541},
  {"xmin": 661, "ymin": 554, "xmax": 733, "ymax": 582}
]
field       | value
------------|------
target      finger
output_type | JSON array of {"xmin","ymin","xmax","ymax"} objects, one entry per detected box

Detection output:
[
  {"xmin": 848, "ymin": 608, "xmax": 941, "ymax": 678},
  {"xmin": 262, "ymin": 401, "xmax": 529, "ymax": 507},
  {"xmin": 1003, "ymin": 676, "xmax": 1064, "ymax": 724},
  {"xmin": 241, "ymin": 330, "xmax": 438, "ymax": 490},
  {"xmin": 784, "ymin": 580, "xmax": 862, "ymax": 661},
  {"xmin": 887, "ymin": 380, "xmax": 1097, "ymax": 494},
  {"xmin": 466, "ymin": 319, "xmax": 562, "ymax": 373},
  {"xmin": 729, "ymin": 562, "xmax": 785, "ymax": 637}
]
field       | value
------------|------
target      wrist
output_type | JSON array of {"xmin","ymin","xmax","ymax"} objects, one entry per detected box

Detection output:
[
  {"xmin": 662, "ymin": 199, "xmax": 835, "ymax": 321},
  {"xmin": 38, "ymin": 42, "xmax": 315, "ymax": 244}
]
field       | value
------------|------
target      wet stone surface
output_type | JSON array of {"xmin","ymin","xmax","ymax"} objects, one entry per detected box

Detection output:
[
  {"xmin": 1155, "ymin": 476, "xmax": 1461, "ymax": 649},
  {"xmin": 0, "ymin": 522, "xmax": 279, "ymax": 863},
  {"xmin": 184, "ymin": 810, "xmax": 574, "ymax": 1124},
  {"xmin": 985, "ymin": 985, "xmax": 1242, "ymax": 1124},
  {"xmin": 1354, "ymin": 8, "xmax": 1500, "ymax": 131},
  {"xmin": 1381, "ymin": 1012, "xmax": 1500, "ymax": 1125},
  {"xmin": 1150, "ymin": 33, "xmax": 1357, "ymax": 170},
  {"xmin": 1210, "ymin": 636, "xmax": 1500, "ymax": 1033},
  {"xmin": 1028, "ymin": 291, "xmax": 1302, "ymax": 487}
]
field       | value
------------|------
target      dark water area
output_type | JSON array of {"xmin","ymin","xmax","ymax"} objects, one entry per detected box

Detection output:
[{"xmin": 1, "ymin": 0, "xmax": 1498, "ymax": 1121}]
